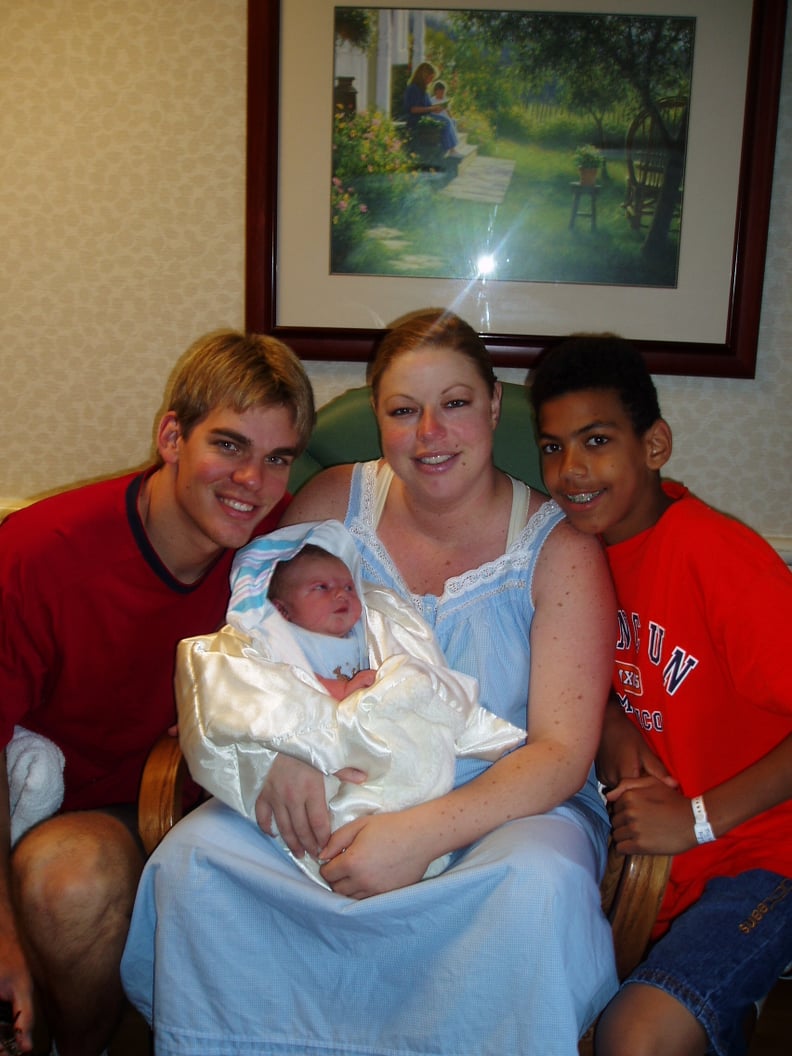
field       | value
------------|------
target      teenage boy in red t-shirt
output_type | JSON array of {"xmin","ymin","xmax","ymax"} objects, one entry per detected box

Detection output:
[
  {"xmin": 530, "ymin": 333, "xmax": 792, "ymax": 1056},
  {"xmin": 0, "ymin": 330, "xmax": 314, "ymax": 1055}
]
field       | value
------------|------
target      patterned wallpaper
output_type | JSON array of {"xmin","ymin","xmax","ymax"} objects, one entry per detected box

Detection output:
[{"xmin": 1, "ymin": 0, "xmax": 790, "ymax": 548}]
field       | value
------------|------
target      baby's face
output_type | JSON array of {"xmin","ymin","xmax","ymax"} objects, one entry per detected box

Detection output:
[{"xmin": 278, "ymin": 553, "xmax": 362, "ymax": 637}]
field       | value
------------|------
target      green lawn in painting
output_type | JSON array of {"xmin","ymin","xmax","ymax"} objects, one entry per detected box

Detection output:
[{"xmin": 333, "ymin": 139, "xmax": 681, "ymax": 288}]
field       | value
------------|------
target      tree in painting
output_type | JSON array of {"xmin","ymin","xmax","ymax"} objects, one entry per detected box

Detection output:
[{"xmin": 452, "ymin": 11, "xmax": 694, "ymax": 257}]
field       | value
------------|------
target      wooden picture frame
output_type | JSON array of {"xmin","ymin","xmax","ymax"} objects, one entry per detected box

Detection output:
[{"xmin": 246, "ymin": 0, "xmax": 787, "ymax": 377}]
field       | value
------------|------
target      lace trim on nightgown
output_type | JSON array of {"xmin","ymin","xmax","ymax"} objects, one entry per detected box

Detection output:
[{"xmin": 349, "ymin": 460, "xmax": 562, "ymax": 606}]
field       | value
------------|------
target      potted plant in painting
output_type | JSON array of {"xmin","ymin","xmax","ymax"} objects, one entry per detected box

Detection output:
[{"xmin": 573, "ymin": 144, "xmax": 602, "ymax": 186}]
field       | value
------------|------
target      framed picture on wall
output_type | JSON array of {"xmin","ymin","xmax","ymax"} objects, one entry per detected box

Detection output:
[{"xmin": 246, "ymin": 0, "xmax": 787, "ymax": 376}]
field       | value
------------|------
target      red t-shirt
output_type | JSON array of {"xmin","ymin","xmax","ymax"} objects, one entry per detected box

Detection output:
[
  {"xmin": 607, "ymin": 482, "xmax": 792, "ymax": 935},
  {"xmin": 0, "ymin": 471, "xmax": 288, "ymax": 811}
]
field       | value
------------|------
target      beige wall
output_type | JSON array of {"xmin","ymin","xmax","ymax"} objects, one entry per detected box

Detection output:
[{"xmin": 1, "ymin": 0, "xmax": 790, "ymax": 551}]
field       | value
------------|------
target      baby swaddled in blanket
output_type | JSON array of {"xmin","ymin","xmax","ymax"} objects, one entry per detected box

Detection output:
[{"xmin": 176, "ymin": 519, "xmax": 525, "ymax": 886}]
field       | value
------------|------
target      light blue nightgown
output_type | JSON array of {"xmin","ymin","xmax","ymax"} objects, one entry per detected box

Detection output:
[{"xmin": 121, "ymin": 462, "xmax": 617, "ymax": 1056}]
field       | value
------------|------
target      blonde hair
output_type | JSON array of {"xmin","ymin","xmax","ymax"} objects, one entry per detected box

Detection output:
[{"xmin": 166, "ymin": 330, "xmax": 315, "ymax": 449}]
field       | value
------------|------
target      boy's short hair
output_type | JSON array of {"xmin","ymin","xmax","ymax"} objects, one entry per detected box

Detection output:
[
  {"xmin": 529, "ymin": 332, "xmax": 662, "ymax": 435},
  {"xmin": 166, "ymin": 330, "xmax": 315, "ymax": 448}
]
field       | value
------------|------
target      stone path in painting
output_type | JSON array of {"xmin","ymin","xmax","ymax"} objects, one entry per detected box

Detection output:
[
  {"xmin": 366, "ymin": 227, "xmax": 446, "ymax": 273},
  {"xmin": 441, "ymin": 155, "xmax": 516, "ymax": 204},
  {"xmin": 365, "ymin": 154, "xmax": 516, "ymax": 272}
]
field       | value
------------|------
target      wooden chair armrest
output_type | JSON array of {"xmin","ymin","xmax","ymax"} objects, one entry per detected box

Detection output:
[
  {"xmin": 137, "ymin": 734, "xmax": 187, "ymax": 856},
  {"xmin": 607, "ymin": 850, "xmax": 672, "ymax": 980},
  {"xmin": 579, "ymin": 847, "xmax": 671, "ymax": 1055}
]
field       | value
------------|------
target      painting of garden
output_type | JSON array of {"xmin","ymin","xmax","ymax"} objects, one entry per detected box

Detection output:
[{"xmin": 331, "ymin": 7, "xmax": 694, "ymax": 287}]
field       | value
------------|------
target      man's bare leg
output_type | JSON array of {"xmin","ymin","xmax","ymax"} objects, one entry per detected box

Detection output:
[
  {"xmin": 595, "ymin": 981, "xmax": 708, "ymax": 1056},
  {"xmin": 11, "ymin": 812, "xmax": 144, "ymax": 1056}
]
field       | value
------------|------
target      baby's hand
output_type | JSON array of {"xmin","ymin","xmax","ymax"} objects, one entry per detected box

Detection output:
[{"xmin": 346, "ymin": 669, "xmax": 376, "ymax": 693}]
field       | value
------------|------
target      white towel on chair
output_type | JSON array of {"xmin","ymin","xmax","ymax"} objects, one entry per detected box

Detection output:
[{"xmin": 5, "ymin": 726, "xmax": 65, "ymax": 845}]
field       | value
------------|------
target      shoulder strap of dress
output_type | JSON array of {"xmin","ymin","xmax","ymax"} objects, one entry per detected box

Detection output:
[
  {"xmin": 506, "ymin": 478, "xmax": 531, "ymax": 548},
  {"xmin": 372, "ymin": 462, "xmax": 394, "ymax": 528}
]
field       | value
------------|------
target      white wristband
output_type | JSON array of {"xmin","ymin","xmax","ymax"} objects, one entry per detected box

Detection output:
[{"xmin": 691, "ymin": 795, "xmax": 716, "ymax": 844}]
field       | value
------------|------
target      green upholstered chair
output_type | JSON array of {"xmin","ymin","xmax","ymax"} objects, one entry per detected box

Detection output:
[{"xmin": 287, "ymin": 381, "xmax": 546, "ymax": 495}]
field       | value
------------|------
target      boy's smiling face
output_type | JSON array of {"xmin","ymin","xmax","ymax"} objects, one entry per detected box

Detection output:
[{"xmin": 537, "ymin": 388, "xmax": 672, "ymax": 546}]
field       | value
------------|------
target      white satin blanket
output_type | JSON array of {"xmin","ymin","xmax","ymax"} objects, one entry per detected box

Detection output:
[{"xmin": 177, "ymin": 519, "xmax": 525, "ymax": 885}]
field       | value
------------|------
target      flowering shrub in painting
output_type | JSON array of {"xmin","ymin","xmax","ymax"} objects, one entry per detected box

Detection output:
[
  {"xmin": 332, "ymin": 107, "xmax": 423, "ymax": 220},
  {"xmin": 333, "ymin": 107, "xmax": 412, "ymax": 180},
  {"xmin": 330, "ymin": 177, "xmax": 369, "ymax": 265}
]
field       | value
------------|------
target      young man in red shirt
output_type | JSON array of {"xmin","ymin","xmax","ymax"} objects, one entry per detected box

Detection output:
[{"xmin": 0, "ymin": 330, "xmax": 314, "ymax": 1055}]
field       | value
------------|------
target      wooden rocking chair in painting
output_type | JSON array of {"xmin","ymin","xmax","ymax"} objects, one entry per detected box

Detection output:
[{"xmin": 623, "ymin": 96, "xmax": 688, "ymax": 231}]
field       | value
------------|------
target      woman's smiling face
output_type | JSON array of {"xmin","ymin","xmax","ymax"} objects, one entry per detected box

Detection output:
[{"xmin": 374, "ymin": 344, "xmax": 501, "ymax": 503}]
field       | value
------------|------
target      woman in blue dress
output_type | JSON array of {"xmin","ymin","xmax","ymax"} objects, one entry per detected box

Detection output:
[
  {"xmin": 121, "ymin": 309, "xmax": 619, "ymax": 1055},
  {"xmin": 404, "ymin": 61, "xmax": 459, "ymax": 155}
]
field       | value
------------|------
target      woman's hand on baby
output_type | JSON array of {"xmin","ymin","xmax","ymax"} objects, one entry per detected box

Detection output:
[
  {"xmin": 319, "ymin": 813, "xmax": 433, "ymax": 898},
  {"xmin": 255, "ymin": 755, "xmax": 331, "ymax": 858}
]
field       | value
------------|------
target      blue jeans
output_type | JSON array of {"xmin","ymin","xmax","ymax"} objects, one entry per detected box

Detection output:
[{"xmin": 625, "ymin": 870, "xmax": 792, "ymax": 1055}]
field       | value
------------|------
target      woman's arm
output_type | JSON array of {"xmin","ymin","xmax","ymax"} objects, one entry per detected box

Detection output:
[{"xmin": 320, "ymin": 521, "xmax": 617, "ymax": 897}]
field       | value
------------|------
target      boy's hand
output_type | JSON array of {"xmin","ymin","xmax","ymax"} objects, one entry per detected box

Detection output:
[
  {"xmin": 596, "ymin": 701, "xmax": 676, "ymax": 791},
  {"xmin": 606, "ymin": 775, "xmax": 695, "ymax": 855}
]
